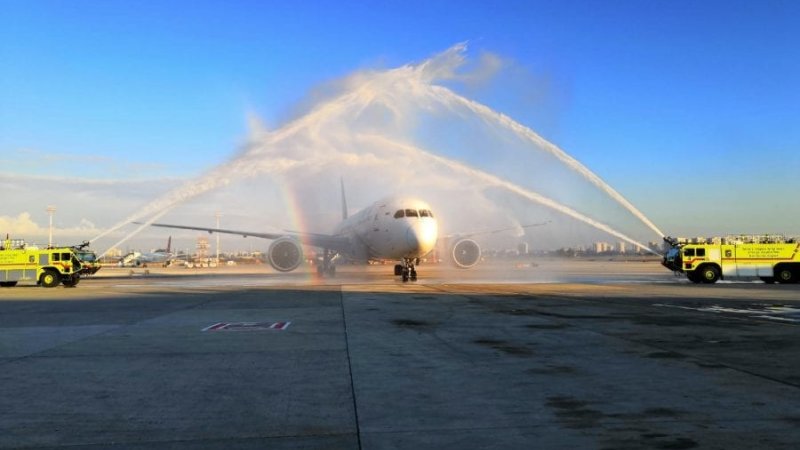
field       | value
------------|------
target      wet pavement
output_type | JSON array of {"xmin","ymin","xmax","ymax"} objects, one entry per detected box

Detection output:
[{"xmin": 1, "ymin": 261, "xmax": 798, "ymax": 449}]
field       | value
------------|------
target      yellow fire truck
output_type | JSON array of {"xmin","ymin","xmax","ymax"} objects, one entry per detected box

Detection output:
[
  {"xmin": 0, "ymin": 237, "xmax": 84, "ymax": 287},
  {"xmin": 662, "ymin": 235, "xmax": 799, "ymax": 284}
]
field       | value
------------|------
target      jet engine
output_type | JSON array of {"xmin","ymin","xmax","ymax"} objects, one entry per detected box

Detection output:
[
  {"xmin": 451, "ymin": 238, "xmax": 481, "ymax": 269},
  {"xmin": 268, "ymin": 237, "xmax": 303, "ymax": 272}
]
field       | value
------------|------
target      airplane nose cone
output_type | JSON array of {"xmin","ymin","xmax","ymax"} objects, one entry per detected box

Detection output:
[
  {"xmin": 406, "ymin": 227, "xmax": 419, "ymax": 250},
  {"xmin": 406, "ymin": 221, "xmax": 438, "ymax": 255}
]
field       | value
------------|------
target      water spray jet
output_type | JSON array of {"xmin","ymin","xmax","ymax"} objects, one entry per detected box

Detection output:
[
  {"xmin": 360, "ymin": 134, "xmax": 659, "ymax": 255},
  {"xmin": 93, "ymin": 44, "xmax": 664, "ymax": 259},
  {"xmin": 424, "ymin": 85, "xmax": 665, "ymax": 239}
]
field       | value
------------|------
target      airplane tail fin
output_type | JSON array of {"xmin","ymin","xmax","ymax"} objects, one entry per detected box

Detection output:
[
  {"xmin": 167, "ymin": 236, "xmax": 172, "ymax": 253},
  {"xmin": 340, "ymin": 178, "xmax": 348, "ymax": 220}
]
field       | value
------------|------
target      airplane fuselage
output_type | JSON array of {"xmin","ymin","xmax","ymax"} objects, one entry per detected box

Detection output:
[
  {"xmin": 332, "ymin": 196, "xmax": 438, "ymax": 262},
  {"xmin": 143, "ymin": 195, "xmax": 439, "ymax": 280}
]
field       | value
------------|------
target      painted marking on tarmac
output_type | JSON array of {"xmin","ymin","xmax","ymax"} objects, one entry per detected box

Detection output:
[
  {"xmin": 202, "ymin": 321, "xmax": 291, "ymax": 332},
  {"xmin": 654, "ymin": 303, "xmax": 800, "ymax": 323},
  {"xmin": 202, "ymin": 322, "xmax": 228, "ymax": 332}
]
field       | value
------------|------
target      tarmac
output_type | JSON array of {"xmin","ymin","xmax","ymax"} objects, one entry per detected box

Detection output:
[{"xmin": 1, "ymin": 260, "xmax": 799, "ymax": 449}]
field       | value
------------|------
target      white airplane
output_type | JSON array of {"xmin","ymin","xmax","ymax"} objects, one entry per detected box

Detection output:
[
  {"xmin": 118, "ymin": 237, "xmax": 174, "ymax": 268},
  {"xmin": 144, "ymin": 184, "xmax": 542, "ymax": 281}
]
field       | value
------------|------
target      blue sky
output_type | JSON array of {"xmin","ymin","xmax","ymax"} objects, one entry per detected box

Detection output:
[{"xmin": 1, "ymin": 0, "xmax": 798, "ymax": 244}]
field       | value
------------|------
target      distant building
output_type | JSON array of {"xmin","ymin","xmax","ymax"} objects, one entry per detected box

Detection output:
[
  {"xmin": 594, "ymin": 241, "xmax": 611, "ymax": 253},
  {"xmin": 196, "ymin": 237, "xmax": 209, "ymax": 259}
]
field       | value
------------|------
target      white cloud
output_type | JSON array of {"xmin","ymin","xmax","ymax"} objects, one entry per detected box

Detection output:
[
  {"xmin": 0, "ymin": 212, "xmax": 42, "ymax": 236},
  {"xmin": 0, "ymin": 212, "xmax": 100, "ymax": 242},
  {"xmin": 0, "ymin": 172, "xmax": 185, "ymax": 246}
]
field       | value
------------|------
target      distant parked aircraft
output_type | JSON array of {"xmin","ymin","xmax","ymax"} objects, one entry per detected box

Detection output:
[{"xmin": 118, "ymin": 237, "xmax": 173, "ymax": 267}]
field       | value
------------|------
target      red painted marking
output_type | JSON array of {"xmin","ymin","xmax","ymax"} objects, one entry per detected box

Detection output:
[
  {"xmin": 202, "ymin": 322, "xmax": 228, "ymax": 332},
  {"xmin": 684, "ymin": 258, "xmax": 705, "ymax": 265},
  {"xmin": 271, "ymin": 322, "xmax": 291, "ymax": 330},
  {"xmin": 203, "ymin": 321, "xmax": 290, "ymax": 332}
]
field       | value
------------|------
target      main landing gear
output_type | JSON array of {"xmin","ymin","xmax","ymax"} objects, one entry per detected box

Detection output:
[
  {"xmin": 317, "ymin": 249, "xmax": 337, "ymax": 277},
  {"xmin": 394, "ymin": 258, "xmax": 419, "ymax": 282}
]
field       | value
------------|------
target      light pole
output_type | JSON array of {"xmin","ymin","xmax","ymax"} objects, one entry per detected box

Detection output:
[
  {"xmin": 46, "ymin": 206, "xmax": 56, "ymax": 247},
  {"xmin": 215, "ymin": 212, "xmax": 222, "ymax": 266}
]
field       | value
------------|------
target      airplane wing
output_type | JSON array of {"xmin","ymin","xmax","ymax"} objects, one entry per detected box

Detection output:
[
  {"xmin": 440, "ymin": 221, "xmax": 550, "ymax": 269},
  {"xmin": 143, "ymin": 223, "xmax": 352, "ymax": 254},
  {"xmin": 443, "ymin": 221, "xmax": 551, "ymax": 239}
]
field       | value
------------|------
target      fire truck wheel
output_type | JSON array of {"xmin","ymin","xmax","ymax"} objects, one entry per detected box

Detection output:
[
  {"xmin": 699, "ymin": 265, "xmax": 720, "ymax": 284},
  {"xmin": 760, "ymin": 277, "xmax": 776, "ymax": 284},
  {"xmin": 0, "ymin": 281, "xmax": 18, "ymax": 287},
  {"xmin": 687, "ymin": 272, "xmax": 702, "ymax": 283},
  {"xmin": 775, "ymin": 266, "xmax": 797, "ymax": 284},
  {"xmin": 62, "ymin": 276, "xmax": 80, "ymax": 287},
  {"xmin": 40, "ymin": 270, "xmax": 60, "ymax": 288}
]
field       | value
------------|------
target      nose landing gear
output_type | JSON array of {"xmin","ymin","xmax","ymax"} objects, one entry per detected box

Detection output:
[
  {"xmin": 395, "ymin": 258, "xmax": 419, "ymax": 282},
  {"xmin": 317, "ymin": 249, "xmax": 337, "ymax": 277}
]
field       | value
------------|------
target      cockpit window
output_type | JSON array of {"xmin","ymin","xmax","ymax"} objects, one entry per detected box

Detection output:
[
  {"xmin": 395, "ymin": 208, "xmax": 434, "ymax": 219},
  {"xmin": 423, "ymin": 209, "xmax": 435, "ymax": 218}
]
